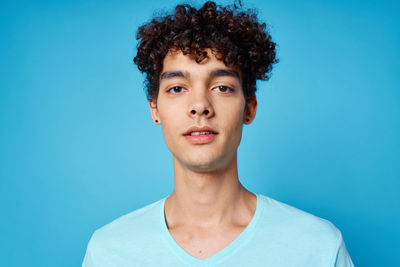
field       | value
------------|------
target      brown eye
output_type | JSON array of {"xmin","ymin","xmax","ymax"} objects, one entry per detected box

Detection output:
[
  {"xmin": 213, "ymin": 85, "xmax": 234, "ymax": 93},
  {"xmin": 167, "ymin": 86, "xmax": 185, "ymax": 94}
]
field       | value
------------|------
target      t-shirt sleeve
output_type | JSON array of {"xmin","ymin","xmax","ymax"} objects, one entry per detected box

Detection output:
[
  {"xmin": 82, "ymin": 238, "xmax": 95, "ymax": 267},
  {"xmin": 332, "ymin": 234, "xmax": 355, "ymax": 267}
]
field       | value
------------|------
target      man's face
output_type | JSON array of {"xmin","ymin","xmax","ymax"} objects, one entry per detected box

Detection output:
[{"xmin": 150, "ymin": 49, "xmax": 257, "ymax": 172}]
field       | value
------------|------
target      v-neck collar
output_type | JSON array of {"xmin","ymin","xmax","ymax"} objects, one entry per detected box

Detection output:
[{"xmin": 159, "ymin": 194, "xmax": 263, "ymax": 266}]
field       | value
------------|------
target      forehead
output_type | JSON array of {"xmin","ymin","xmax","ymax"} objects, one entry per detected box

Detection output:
[{"xmin": 161, "ymin": 49, "xmax": 241, "ymax": 79}]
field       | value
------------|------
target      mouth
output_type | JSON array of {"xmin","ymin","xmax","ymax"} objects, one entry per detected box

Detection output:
[
  {"xmin": 183, "ymin": 126, "xmax": 218, "ymax": 144},
  {"xmin": 183, "ymin": 126, "xmax": 218, "ymax": 136}
]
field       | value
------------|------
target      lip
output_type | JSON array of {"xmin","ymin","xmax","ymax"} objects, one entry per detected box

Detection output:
[
  {"xmin": 183, "ymin": 126, "xmax": 218, "ymax": 136},
  {"xmin": 183, "ymin": 126, "xmax": 218, "ymax": 144}
]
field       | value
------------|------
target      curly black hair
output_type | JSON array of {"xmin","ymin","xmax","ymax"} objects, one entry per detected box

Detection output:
[{"xmin": 134, "ymin": 1, "xmax": 277, "ymax": 102}]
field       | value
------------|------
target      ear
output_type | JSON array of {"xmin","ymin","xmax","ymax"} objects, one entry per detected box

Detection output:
[
  {"xmin": 149, "ymin": 99, "xmax": 160, "ymax": 124},
  {"xmin": 243, "ymin": 96, "xmax": 257, "ymax": 124}
]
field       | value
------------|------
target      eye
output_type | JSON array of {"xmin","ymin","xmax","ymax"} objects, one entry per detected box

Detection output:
[
  {"xmin": 167, "ymin": 86, "xmax": 185, "ymax": 94},
  {"xmin": 213, "ymin": 85, "xmax": 234, "ymax": 93}
]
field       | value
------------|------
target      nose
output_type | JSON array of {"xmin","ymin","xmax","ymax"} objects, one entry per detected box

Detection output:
[{"xmin": 188, "ymin": 91, "xmax": 214, "ymax": 119}]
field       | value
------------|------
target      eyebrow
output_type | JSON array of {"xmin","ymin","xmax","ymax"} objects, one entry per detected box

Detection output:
[
  {"xmin": 159, "ymin": 68, "xmax": 241, "ymax": 81},
  {"xmin": 209, "ymin": 69, "xmax": 241, "ymax": 80},
  {"xmin": 160, "ymin": 71, "xmax": 189, "ymax": 80}
]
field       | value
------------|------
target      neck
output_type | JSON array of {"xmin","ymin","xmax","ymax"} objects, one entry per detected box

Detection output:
[{"xmin": 165, "ymin": 153, "xmax": 255, "ymax": 228}]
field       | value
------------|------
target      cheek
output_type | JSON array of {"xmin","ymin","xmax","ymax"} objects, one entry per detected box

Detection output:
[
  {"xmin": 160, "ymin": 123, "xmax": 181, "ymax": 157},
  {"xmin": 220, "ymin": 98, "xmax": 245, "ymax": 122},
  {"xmin": 220, "ymin": 102, "xmax": 245, "ymax": 143},
  {"xmin": 160, "ymin": 118, "xmax": 177, "ymax": 143},
  {"xmin": 157, "ymin": 104, "xmax": 185, "ymax": 152}
]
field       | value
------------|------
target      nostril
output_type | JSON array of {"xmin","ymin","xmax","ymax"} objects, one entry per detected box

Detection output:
[
  {"xmin": 204, "ymin": 109, "xmax": 209, "ymax": 115},
  {"xmin": 191, "ymin": 110, "xmax": 196, "ymax": 115}
]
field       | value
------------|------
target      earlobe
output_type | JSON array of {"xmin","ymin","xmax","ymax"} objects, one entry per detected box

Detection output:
[
  {"xmin": 243, "ymin": 96, "xmax": 257, "ymax": 124},
  {"xmin": 149, "ymin": 100, "xmax": 160, "ymax": 124},
  {"xmin": 244, "ymin": 117, "xmax": 252, "ymax": 124}
]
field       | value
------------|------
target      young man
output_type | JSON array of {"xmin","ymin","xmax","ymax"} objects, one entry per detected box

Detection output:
[{"xmin": 83, "ymin": 2, "xmax": 354, "ymax": 266}]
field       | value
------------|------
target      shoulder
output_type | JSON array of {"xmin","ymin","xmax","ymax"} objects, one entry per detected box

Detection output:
[
  {"xmin": 257, "ymin": 194, "xmax": 342, "ymax": 247},
  {"xmin": 242, "ymin": 195, "xmax": 354, "ymax": 266},
  {"xmin": 87, "ymin": 198, "xmax": 164, "ymax": 251}
]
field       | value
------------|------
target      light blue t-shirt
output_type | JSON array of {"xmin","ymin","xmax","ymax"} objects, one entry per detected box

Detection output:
[{"xmin": 82, "ymin": 194, "xmax": 354, "ymax": 266}]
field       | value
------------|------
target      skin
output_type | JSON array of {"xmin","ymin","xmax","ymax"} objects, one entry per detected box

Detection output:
[{"xmin": 149, "ymin": 49, "xmax": 258, "ymax": 259}]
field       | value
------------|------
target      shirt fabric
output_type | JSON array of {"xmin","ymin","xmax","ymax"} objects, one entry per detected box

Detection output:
[{"xmin": 82, "ymin": 194, "xmax": 354, "ymax": 266}]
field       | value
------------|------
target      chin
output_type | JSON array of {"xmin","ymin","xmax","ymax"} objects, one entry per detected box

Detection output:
[
  {"xmin": 184, "ymin": 156, "xmax": 216, "ymax": 169},
  {"xmin": 172, "ymin": 146, "xmax": 237, "ymax": 172},
  {"xmin": 184, "ymin": 154, "xmax": 234, "ymax": 173},
  {"xmin": 186, "ymin": 163, "xmax": 221, "ymax": 173}
]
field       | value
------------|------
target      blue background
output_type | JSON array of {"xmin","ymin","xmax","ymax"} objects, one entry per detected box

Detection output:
[{"xmin": 1, "ymin": 0, "xmax": 399, "ymax": 266}]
